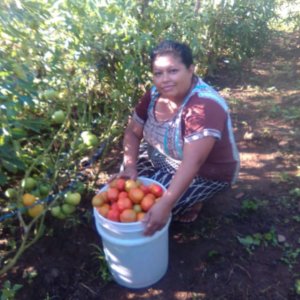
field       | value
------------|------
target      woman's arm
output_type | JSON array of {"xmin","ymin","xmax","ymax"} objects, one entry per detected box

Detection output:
[
  {"xmin": 108, "ymin": 118, "xmax": 143, "ymax": 181},
  {"xmin": 142, "ymin": 136, "xmax": 216, "ymax": 236}
]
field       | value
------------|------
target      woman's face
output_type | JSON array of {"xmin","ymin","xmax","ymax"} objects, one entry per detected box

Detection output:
[{"xmin": 152, "ymin": 54, "xmax": 194, "ymax": 103}]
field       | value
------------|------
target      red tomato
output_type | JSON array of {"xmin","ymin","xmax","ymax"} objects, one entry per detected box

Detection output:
[
  {"xmin": 120, "ymin": 209, "xmax": 137, "ymax": 223},
  {"xmin": 118, "ymin": 191, "xmax": 129, "ymax": 199},
  {"xmin": 137, "ymin": 212, "xmax": 146, "ymax": 221},
  {"xmin": 116, "ymin": 179, "xmax": 126, "ymax": 191},
  {"xmin": 107, "ymin": 188, "xmax": 119, "ymax": 202},
  {"xmin": 128, "ymin": 188, "xmax": 145, "ymax": 204},
  {"xmin": 125, "ymin": 179, "xmax": 137, "ymax": 192},
  {"xmin": 141, "ymin": 195, "xmax": 155, "ymax": 211},
  {"xmin": 149, "ymin": 184, "xmax": 163, "ymax": 197},
  {"xmin": 139, "ymin": 185, "xmax": 150, "ymax": 195},
  {"xmin": 144, "ymin": 193, "xmax": 155, "ymax": 201},
  {"xmin": 110, "ymin": 202, "xmax": 119, "ymax": 210},
  {"xmin": 109, "ymin": 179, "xmax": 118, "ymax": 188},
  {"xmin": 107, "ymin": 209, "xmax": 120, "ymax": 222},
  {"xmin": 97, "ymin": 205, "xmax": 109, "ymax": 217},
  {"xmin": 133, "ymin": 204, "xmax": 142, "ymax": 213},
  {"xmin": 117, "ymin": 197, "xmax": 133, "ymax": 212}
]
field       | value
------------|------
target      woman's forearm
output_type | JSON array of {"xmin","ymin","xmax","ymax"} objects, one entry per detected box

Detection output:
[
  {"xmin": 162, "ymin": 161, "xmax": 202, "ymax": 209},
  {"xmin": 123, "ymin": 128, "xmax": 141, "ymax": 169}
]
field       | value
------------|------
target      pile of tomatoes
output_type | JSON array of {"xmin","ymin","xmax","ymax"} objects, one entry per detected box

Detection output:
[{"xmin": 92, "ymin": 178, "xmax": 163, "ymax": 223}]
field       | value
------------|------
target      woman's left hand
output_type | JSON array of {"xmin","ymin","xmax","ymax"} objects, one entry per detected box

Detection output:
[{"xmin": 141, "ymin": 200, "xmax": 172, "ymax": 236}]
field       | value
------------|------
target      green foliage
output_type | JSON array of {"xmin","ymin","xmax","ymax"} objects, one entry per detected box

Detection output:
[
  {"xmin": 237, "ymin": 229, "xmax": 278, "ymax": 254},
  {"xmin": 281, "ymin": 243, "xmax": 300, "ymax": 269},
  {"xmin": 90, "ymin": 244, "xmax": 112, "ymax": 282},
  {"xmin": 0, "ymin": 281, "xmax": 23, "ymax": 300}
]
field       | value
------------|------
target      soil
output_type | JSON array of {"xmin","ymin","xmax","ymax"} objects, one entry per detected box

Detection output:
[{"xmin": 1, "ymin": 31, "xmax": 300, "ymax": 300}]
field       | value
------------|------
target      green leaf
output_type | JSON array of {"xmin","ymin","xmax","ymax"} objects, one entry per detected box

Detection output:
[
  {"xmin": 238, "ymin": 235, "xmax": 253, "ymax": 246},
  {"xmin": 12, "ymin": 284, "xmax": 23, "ymax": 292},
  {"xmin": 0, "ymin": 171, "xmax": 8, "ymax": 186},
  {"xmin": 2, "ymin": 156, "xmax": 25, "ymax": 172}
]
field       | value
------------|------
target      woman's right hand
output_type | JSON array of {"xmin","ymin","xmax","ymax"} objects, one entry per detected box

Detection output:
[{"xmin": 107, "ymin": 166, "xmax": 138, "ymax": 183}]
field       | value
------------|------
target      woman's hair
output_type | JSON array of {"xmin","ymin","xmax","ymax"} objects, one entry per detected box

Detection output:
[{"xmin": 149, "ymin": 40, "xmax": 193, "ymax": 70}]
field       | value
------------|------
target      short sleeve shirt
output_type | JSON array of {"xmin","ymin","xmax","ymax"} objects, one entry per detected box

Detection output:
[{"xmin": 133, "ymin": 78, "xmax": 240, "ymax": 184}]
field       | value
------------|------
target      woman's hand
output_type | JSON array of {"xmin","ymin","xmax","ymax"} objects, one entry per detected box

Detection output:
[
  {"xmin": 107, "ymin": 166, "xmax": 138, "ymax": 183},
  {"xmin": 141, "ymin": 200, "xmax": 172, "ymax": 236}
]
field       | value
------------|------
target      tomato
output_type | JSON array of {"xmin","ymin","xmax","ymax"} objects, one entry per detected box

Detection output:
[
  {"xmin": 125, "ymin": 179, "xmax": 137, "ymax": 192},
  {"xmin": 102, "ymin": 203, "xmax": 110, "ymax": 209},
  {"xmin": 109, "ymin": 179, "xmax": 118, "ymax": 188},
  {"xmin": 120, "ymin": 209, "xmax": 137, "ymax": 223},
  {"xmin": 149, "ymin": 184, "xmax": 163, "ymax": 197},
  {"xmin": 65, "ymin": 192, "xmax": 81, "ymax": 205},
  {"xmin": 21, "ymin": 178, "xmax": 36, "ymax": 190},
  {"xmin": 51, "ymin": 206, "xmax": 61, "ymax": 217},
  {"xmin": 128, "ymin": 188, "xmax": 145, "ymax": 204},
  {"xmin": 107, "ymin": 188, "xmax": 119, "ymax": 202},
  {"xmin": 139, "ymin": 185, "xmax": 150, "ymax": 195},
  {"xmin": 133, "ymin": 204, "xmax": 142, "ymax": 214},
  {"xmin": 97, "ymin": 205, "xmax": 110, "ymax": 217},
  {"xmin": 83, "ymin": 133, "xmax": 98, "ymax": 147},
  {"xmin": 117, "ymin": 197, "xmax": 133, "ymax": 212},
  {"xmin": 107, "ymin": 209, "xmax": 120, "ymax": 222},
  {"xmin": 92, "ymin": 194, "xmax": 105, "ymax": 207},
  {"xmin": 137, "ymin": 212, "xmax": 146, "ymax": 221},
  {"xmin": 118, "ymin": 191, "xmax": 128, "ymax": 199},
  {"xmin": 62, "ymin": 204, "xmax": 76, "ymax": 215},
  {"xmin": 52, "ymin": 110, "xmax": 65, "ymax": 124},
  {"xmin": 57, "ymin": 211, "xmax": 66, "ymax": 219},
  {"xmin": 99, "ymin": 191, "xmax": 108, "ymax": 203},
  {"xmin": 141, "ymin": 195, "xmax": 155, "ymax": 211},
  {"xmin": 110, "ymin": 202, "xmax": 119, "ymax": 210},
  {"xmin": 144, "ymin": 193, "xmax": 155, "ymax": 201},
  {"xmin": 116, "ymin": 179, "xmax": 126, "ymax": 191},
  {"xmin": 28, "ymin": 204, "xmax": 43, "ymax": 218},
  {"xmin": 4, "ymin": 188, "xmax": 17, "ymax": 199},
  {"xmin": 44, "ymin": 89, "xmax": 58, "ymax": 100},
  {"xmin": 39, "ymin": 185, "xmax": 49, "ymax": 196},
  {"xmin": 22, "ymin": 193, "xmax": 36, "ymax": 207},
  {"xmin": 135, "ymin": 179, "xmax": 142, "ymax": 187}
]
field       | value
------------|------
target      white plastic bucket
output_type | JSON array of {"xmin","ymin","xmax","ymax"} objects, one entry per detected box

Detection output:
[{"xmin": 93, "ymin": 177, "xmax": 171, "ymax": 289}]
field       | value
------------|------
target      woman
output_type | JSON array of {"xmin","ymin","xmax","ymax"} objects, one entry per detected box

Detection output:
[{"xmin": 109, "ymin": 41, "xmax": 240, "ymax": 236}]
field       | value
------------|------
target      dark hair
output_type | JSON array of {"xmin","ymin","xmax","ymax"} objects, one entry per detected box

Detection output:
[{"xmin": 150, "ymin": 40, "xmax": 193, "ymax": 70}]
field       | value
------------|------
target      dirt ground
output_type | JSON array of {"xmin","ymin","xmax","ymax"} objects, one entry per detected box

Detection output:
[{"xmin": 2, "ymin": 31, "xmax": 300, "ymax": 300}]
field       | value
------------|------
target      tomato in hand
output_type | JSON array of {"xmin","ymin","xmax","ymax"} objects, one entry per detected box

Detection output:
[{"xmin": 120, "ymin": 209, "xmax": 137, "ymax": 223}]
